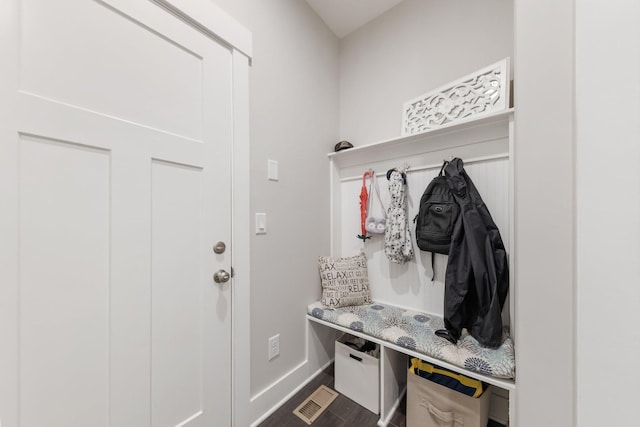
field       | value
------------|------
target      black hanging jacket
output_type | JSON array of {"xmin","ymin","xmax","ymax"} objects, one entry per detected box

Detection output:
[{"xmin": 435, "ymin": 158, "xmax": 509, "ymax": 348}]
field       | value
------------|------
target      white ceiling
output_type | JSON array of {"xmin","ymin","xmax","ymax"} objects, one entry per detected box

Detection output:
[{"xmin": 305, "ymin": 0, "xmax": 405, "ymax": 39}]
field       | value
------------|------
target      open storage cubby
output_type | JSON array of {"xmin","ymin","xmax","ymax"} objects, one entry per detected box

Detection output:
[{"xmin": 316, "ymin": 108, "xmax": 516, "ymax": 426}]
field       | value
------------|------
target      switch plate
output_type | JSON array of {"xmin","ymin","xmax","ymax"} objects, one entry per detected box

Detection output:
[
  {"xmin": 268, "ymin": 159, "xmax": 278, "ymax": 181},
  {"xmin": 255, "ymin": 213, "xmax": 267, "ymax": 234},
  {"xmin": 268, "ymin": 334, "xmax": 280, "ymax": 360}
]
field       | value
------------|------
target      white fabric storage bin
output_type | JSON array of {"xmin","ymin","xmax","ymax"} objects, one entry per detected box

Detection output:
[
  {"xmin": 334, "ymin": 333, "xmax": 380, "ymax": 414},
  {"xmin": 407, "ymin": 369, "xmax": 491, "ymax": 427}
]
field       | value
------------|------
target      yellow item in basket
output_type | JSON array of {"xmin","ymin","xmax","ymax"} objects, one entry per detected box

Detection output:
[{"xmin": 409, "ymin": 358, "xmax": 485, "ymax": 398}]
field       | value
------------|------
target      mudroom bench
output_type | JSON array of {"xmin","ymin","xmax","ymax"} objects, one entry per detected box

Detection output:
[
  {"xmin": 307, "ymin": 301, "xmax": 515, "ymax": 426},
  {"xmin": 314, "ymin": 80, "xmax": 517, "ymax": 425}
]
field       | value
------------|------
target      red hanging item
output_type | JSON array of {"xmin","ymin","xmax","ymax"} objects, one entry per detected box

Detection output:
[{"xmin": 357, "ymin": 169, "xmax": 373, "ymax": 241}]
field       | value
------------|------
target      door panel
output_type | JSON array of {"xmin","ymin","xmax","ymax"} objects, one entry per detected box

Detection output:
[
  {"xmin": 20, "ymin": 0, "xmax": 205, "ymax": 140},
  {"xmin": 151, "ymin": 160, "xmax": 204, "ymax": 427},
  {"xmin": 19, "ymin": 135, "xmax": 110, "ymax": 427}
]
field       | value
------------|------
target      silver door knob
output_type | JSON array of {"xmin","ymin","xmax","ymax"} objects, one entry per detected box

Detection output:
[{"xmin": 213, "ymin": 269, "xmax": 231, "ymax": 284}]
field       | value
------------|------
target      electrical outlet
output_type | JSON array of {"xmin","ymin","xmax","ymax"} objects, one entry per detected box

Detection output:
[{"xmin": 268, "ymin": 334, "xmax": 280, "ymax": 360}]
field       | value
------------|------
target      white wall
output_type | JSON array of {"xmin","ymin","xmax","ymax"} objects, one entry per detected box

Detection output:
[
  {"xmin": 339, "ymin": 0, "xmax": 514, "ymax": 144},
  {"xmin": 575, "ymin": 1, "xmax": 640, "ymax": 426},
  {"xmin": 513, "ymin": 0, "xmax": 575, "ymax": 425},
  {"xmin": 210, "ymin": 0, "xmax": 339, "ymax": 424}
]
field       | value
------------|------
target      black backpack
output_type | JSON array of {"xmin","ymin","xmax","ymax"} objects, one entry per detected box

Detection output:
[{"xmin": 414, "ymin": 161, "xmax": 460, "ymax": 273}]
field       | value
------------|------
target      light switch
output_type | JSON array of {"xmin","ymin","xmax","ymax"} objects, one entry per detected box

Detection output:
[
  {"xmin": 255, "ymin": 213, "xmax": 267, "ymax": 234},
  {"xmin": 268, "ymin": 159, "xmax": 278, "ymax": 181}
]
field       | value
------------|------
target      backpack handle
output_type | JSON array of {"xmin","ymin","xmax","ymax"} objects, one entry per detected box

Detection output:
[{"xmin": 438, "ymin": 160, "xmax": 449, "ymax": 177}]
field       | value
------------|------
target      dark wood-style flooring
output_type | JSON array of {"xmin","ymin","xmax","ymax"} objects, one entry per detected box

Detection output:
[{"xmin": 257, "ymin": 363, "xmax": 506, "ymax": 427}]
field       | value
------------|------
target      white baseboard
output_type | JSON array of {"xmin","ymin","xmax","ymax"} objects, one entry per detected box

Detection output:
[{"xmin": 250, "ymin": 358, "xmax": 334, "ymax": 427}]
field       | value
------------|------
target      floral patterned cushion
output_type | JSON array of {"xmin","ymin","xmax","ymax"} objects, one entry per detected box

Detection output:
[{"xmin": 307, "ymin": 301, "xmax": 515, "ymax": 379}]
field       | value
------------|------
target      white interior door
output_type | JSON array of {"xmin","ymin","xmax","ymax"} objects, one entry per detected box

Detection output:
[{"xmin": 0, "ymin": 1, "xmax": 234, "ymax": 426}]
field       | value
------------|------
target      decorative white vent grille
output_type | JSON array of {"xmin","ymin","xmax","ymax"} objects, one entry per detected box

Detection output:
[
  {"xmin": 401, "ymin": 58, "xmax": 510, "ymax": 136},
  {"xmin": 292, "ymin": 385, "xmax": 339, "ymax": 425}
]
